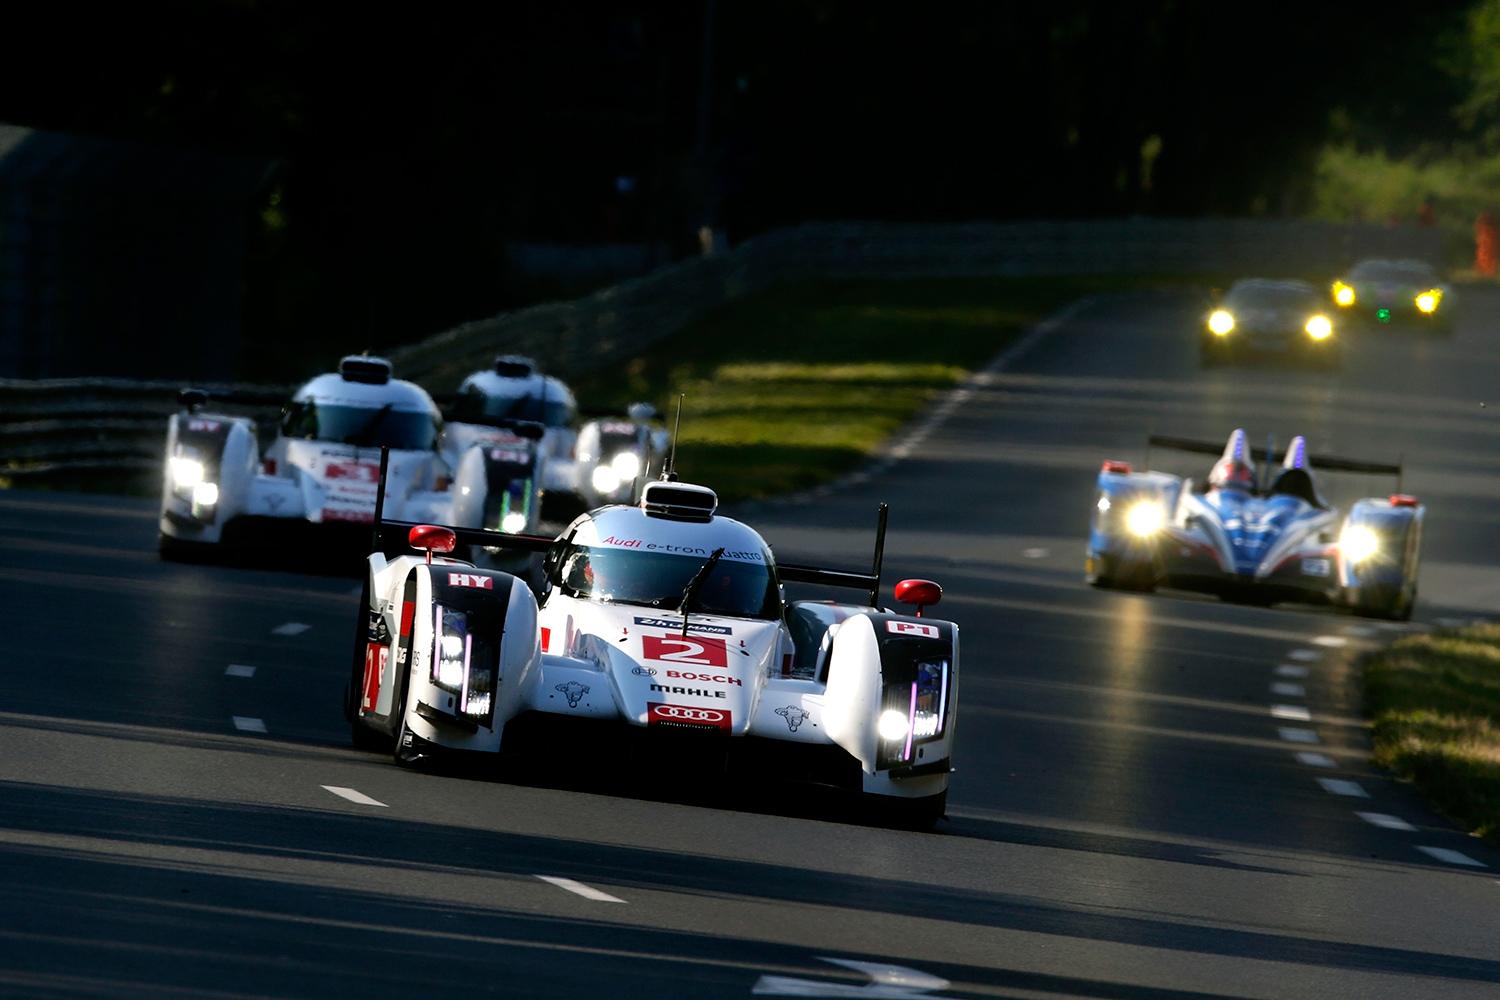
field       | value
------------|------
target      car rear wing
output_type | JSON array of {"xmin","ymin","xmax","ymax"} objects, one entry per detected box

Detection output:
[
  {"xmin": 370, "ymin": 446, "xmax": 893, "ymax": 604},
  {"xmin": 778, "ymin": 503, "xmax": 888, "ymax": 607},
  {"xmin": 1146, "ymin": 434, "xmax": 1403, "ymax": 490}
]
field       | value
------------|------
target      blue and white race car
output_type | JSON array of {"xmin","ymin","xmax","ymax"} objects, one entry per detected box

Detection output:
[{"xmin": 1086, "ymin": 429, "xmax": 1424, "ymax": 620}]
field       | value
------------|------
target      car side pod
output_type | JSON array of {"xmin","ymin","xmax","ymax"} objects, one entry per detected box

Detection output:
[
  {"xmin": 894, "ymin": 579, "xmax": 942, "ymax": 617},
  {"xmin": 408, "ymin": 524, "xmax": 457, "ymax": 563}
]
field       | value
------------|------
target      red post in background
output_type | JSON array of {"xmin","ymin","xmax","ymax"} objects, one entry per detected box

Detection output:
[{"xmin": 1477, "ymin": 211, "xmax": 1498, "ymax": 277}]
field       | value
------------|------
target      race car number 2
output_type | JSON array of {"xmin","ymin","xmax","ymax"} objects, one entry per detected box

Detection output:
[{"xmin": 641, "ymin": 634, "xmax": 728, "ymax": 667}]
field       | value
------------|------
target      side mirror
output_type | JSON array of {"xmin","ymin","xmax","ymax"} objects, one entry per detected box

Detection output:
[
  {"xmin": 178, "ymin": 388, "xmax": 209, "ymax": 412},
  {"xmin": 893, "ymin": 578, "xmax": 942, "ymax": 618},
  {"xmin": 409, "ymin": 524, "xmax": 456, "ymax": 564}
]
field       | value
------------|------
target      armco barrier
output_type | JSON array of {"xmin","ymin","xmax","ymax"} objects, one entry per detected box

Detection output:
[{"xmin": 0, "ymin": 218, "xmax": 1446, "ymax": 484}]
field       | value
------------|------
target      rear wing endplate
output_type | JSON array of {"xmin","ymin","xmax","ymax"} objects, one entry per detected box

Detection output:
[{"xmin": 778, "ymin": 503, "xmax": 888, "ymax": 607}]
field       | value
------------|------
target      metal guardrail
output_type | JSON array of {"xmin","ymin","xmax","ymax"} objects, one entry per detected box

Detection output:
[{"xmin": 0, "ymin": 218, "xmax": 1449, "ymax": 486}]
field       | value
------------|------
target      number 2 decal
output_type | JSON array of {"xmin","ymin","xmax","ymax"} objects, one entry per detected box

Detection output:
[{"xmin": 641, "ymin": 634, "xmax": 728, "ymax": 667}]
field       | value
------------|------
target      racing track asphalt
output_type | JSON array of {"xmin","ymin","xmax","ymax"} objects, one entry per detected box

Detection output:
[{"xmin": 2, "ymin": 288, "xmax": 1500, "ymax": 998}]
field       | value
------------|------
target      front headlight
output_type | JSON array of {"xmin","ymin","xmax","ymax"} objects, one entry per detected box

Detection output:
[
  {"xmin": 1305, "ymin": 314, "xmax": 1333, "ymax": 341},
  {"xmin": 170, "ymin": 456, "xmax": 205, "ymax": 489},
  {"xmin": 1341, "ymin": 524, "xmax": 1380, "ymax": 564},
  {"xmin": 431, "ymin": 605, "xmax": 493, "ymax": 719},
  {"xmin": 1415, "ymin": 290, "xmax": 1441, "ymax": 314},
  {"xmin": 501, "ymin": 511, "xmax": 527, "ymax": 534},
  {"xmin": 610, "ymin": 451, "xmax": 641, "ymax": 481},
  {"xmin": 1125, "ymin": 501, "xmax": 1166, "ymax": 537},
  {"xmin": 877, "ymin": 709, "xmax": 910, "ymax": 741},
  {"xmin": 192, "ymin": 481, "xmax": 219, "ymax": 507},
  {"xmin": 1207, "ymin": 310, "xmax": 1235, "ymax": 336},
  {"xmin": 1333, "ymin": 282, "xmax": 1355, "ymax": 307},
  {"xmin": 591, "ymin": 465, "xmax": 621, "ymax": 494}
]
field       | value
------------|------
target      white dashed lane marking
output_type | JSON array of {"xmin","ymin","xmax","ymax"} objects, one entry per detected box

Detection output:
[
  {"xmin": 1357, "ymin": 812, "xmax": 1416, "ymax": 831},
  {"xmin": 321, "ymin": 785, "xmax": 388, "ymax": 807},
  {"xmin": 1317, "ymin": 778, "xmax": 1369, "ymax": 798},
  {"xmin": 1279, "ymin": 727, "xmax": 1320, "ymax": 744},
  {"xmin": 535, "ymin": 876, "xmax": 627, "ymax": 903},
  {"xmin": 1275, "ymin": 664, "xmax": 1310, "ymax": 678},
  {"xmin": 1312, "ymin": 635, "xmax": 1348, "ymax": 648},
  {"xmin": 1288, "ymin": 649, "xmax": 1322, "ymax": 662},
  {"xmin": 232, "ymin": 716, "xmax": 267, "ymax": 733},
  {"xmin": 271, "ymin": 622, "xmax": 311, "ymax": 636},
  {"xmin": 1296, "ymin": 752, "xmax": 1336, "ymax": 768},
  {"xmin": 1271, "ymin": 704, "xmax": 1312, "ymax": 722},
  {"xmin": 1417, "ymin": 846, "xmax": 1487, "ymax": 868},
  {"xmin": 1271, "ymin": 682, "xmax": 1306, "ymax": 698},
  {"xmin": 225, "ymin": 664, "xmax": 257, "ymax": 678},
  {"xmin": 1022, "ymin": 547, "xmax": 1049, "ymax": 559}
]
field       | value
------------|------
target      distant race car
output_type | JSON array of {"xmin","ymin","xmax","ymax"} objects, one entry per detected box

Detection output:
[
  {"xmin": 1330, "ymin": 258, "xmax": 1453, "ymax": 330},
  {"xmin": 445, "ymin": 356, "xmax": 580, "ymax": 525},
  {"xmin": 1202, "ymin": 279, "xmax": 1339, "ymax": 368},
  {"xmin": 159, "ymin": 356, "xmax": 456, "ymax": 556},
  {"xmin": 574, "ymin": 402, "xmax": 671, "ymax": 509},
  {"xmin": 1086, "ymin": 429, "xmax": 1423, "ymax": 620},
  {"xmin": 345, "ymin": 456, "xmax": 960, "ymax": 827}
]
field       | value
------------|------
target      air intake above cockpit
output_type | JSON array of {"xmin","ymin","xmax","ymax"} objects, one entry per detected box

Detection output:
[
  {"xmin": 339, "ymin": 355, "xmax": 393, "ymax": 384},
  {"xmin": 640, "ymin": 481, "xmax": 718, "ymax": 522}
]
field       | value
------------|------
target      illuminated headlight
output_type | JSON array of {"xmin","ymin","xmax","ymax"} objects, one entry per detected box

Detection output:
[
  {"xmin": 1207, "ymin": 310, "xmax": 1235, "ymax": 336},
  {"xmin": 191, "ymin": 481, "xmax": 219, "ymax": 507},
  {"xmin": 1125, "ymin": 501, "xmax": 1166, "ymax": 538},
  {"xmin": 1096, "ymin": 496, "xmax": 1112, "ymax": 513},
  {"xmin": 1304, "ymin": 314, "xmax": 1333, "ymax": 341},
  {"xmin": 591, "ymin": 465, "xmax": 621, "ymax": 494},
  {"xmin": 431, "ymin": 605, "xmax": 494, "ymax": 719},
  {"xmin": 1415, "ymin": 290, "xmax": 1441, "ymax": 314},
  {"xmin": 170, "ymin": 456, "xmax": 205, "ymax": 489},
  {"xmin": 501, "ymin": 511, "xmax": 527, "ymax": 534},
  {"xmin": 877, "ymin": 709, "xmax": 910, "ymax": 741},
  {"xmin": 1341, "ymin": 524, "xmax": 1380, "ymax": 564},
  {"xmin": 610, "ymin": 450, "xmax": 641, "ymax": 481},
  {"xmin": 1333, "ymin": 282, "xmax": 1355, "ymax": 307}
]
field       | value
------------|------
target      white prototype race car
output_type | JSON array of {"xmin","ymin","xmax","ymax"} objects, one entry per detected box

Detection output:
[
  {"xmin": 574, "ymin": 402, "xmax": 671, "ymax": 508},
  {"xmin": 346, "ymin": 453, "xmax": 959, "ymax": 827},
  {"xmin": 159, "ymin": 356, "xmax": 457, "ymax": 555}
]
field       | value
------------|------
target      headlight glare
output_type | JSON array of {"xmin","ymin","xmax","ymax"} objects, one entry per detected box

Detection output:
[
  {"xmin": 1207, "ymin": 310, "xmax": 1235, "ymax": 336},
  {"xmin": 1341, "ymin": 524, "xmax": 1380, "ymax": 564},
  {"xmin": 1333, "ymin": 282, "xmax": 1355, "ymax": 307},
  {"xmin": 1415, "ymin": 290, "xmax": 1440, "ymax": 314},
  {"xmin": 610, "ymin": 451, "xmax": 641, "ymax": 480},
  {"xmin": 591, "ymin": 465, "xmax": 621, "ymax": 494},
  {"xmin": 501, "ymin": 511, "xmax": 527, "ymax": 534},
  {"xmin": 1305, "ymin": 315, "xmax": 1333, "ymax": 341},
  {"xmin": 191, "ymin": 481, "xmax": 219, "ymax": 507},
  {"xmin": 170, "ymin": 456, "xmax": 204, "ymax": 489},
  {"xmin": 877, "ymin": 709, "xmax": 910, "ymax": 741},
  {"xmin": 1125, "ymin": 501, "xmax": 1166, "ymax": 538}
]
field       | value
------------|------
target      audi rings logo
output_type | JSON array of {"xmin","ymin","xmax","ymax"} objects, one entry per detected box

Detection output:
[
  {"xmin": 648, "ymin": 702, "xmax": 732, "ymax": 730},
  {"xmin": 631, "ymin": 665, "xmax": 657, "ymax": 676}
]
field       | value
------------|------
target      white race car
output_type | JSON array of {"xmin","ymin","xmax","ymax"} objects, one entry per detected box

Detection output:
[
  {"xmin": 159, "ymin": 356, "xmax": 456, "ymax": 555},
  {"xmin": 574, "ymin": 403, "xmax": 671, "ymax": 508},
  {"xmin": 346, "ymin": 461, "xmax": 959, "ymax": 827}
]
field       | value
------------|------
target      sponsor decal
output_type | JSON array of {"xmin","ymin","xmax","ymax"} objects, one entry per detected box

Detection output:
[
  {"xmin": 641, "ymin": 634, "xmax": 728, "ymax": 667},
  {"xmin": 598, "ymin": 535, "xmax": 764, "ymax": 563},
  {"xmin": 649, "ymin": 684, "xmax": 726, "ymax": 699},
  {"xmin": 665, "ymin": 669, "xmax": 741, "ymax": 686},
  {"xmin": 599, "ymin": 421, "xmax": 636, "ymax": 434},
  {"xmin": 187, "ymin": 419, "xmax": 221, "ymax": 432},
  {"xmin": 648, "ymin": 702, "xmax": 732, "ymax": 729},
  {"xmin": 361, "ymin": 643, "xmax": 387, "ymax": 712},
  {"xmin": 555, "ymin": 681, "xmax": 589, "ymax": 708},
  {"xmin": 266, "ymin": 493, "xmax": 286, "ymax": 511},
  {"xmin": 325, "ymin": 461, "xmax": 380, "ymax": 483},
  {"xmin": 775, "ymin": 705, "xmax": 809, "ymax": 732},
  {"xmin": 631, "ymin": 665, "xmax": 657, "ymax": 676},
  {"xmin": 1301, "ymin": 558, "xmax": 1331, "ymax": 578},
  {"xmin": 887, "ymin": 620, "xmax": 940, "ymax": 639},
  {"xmin": 633, "ymin": 616, "xmax": 732, "ymax": 636},
  {"xmin": 322, "ymin": 507, "xmax": 375, "ymax": 524},
  {"xmin": 448, "ymin": 573, "xmax": 494, "ymax": 589},
  {"xmin": 488, "ymin": 447, "xmax": 530, "ymax": 464},
  {"xmin": 540, "ymin": 626, "xmax": 552, "ymax": 652}
]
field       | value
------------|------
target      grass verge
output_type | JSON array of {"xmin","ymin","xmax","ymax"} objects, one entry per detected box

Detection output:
[
  {"xmin": 1364, "ymin": 623, "xmax": 1500, "ymax": 842},
  {"xmin": 572, "ymin": 274, "xmax": 1173, "ymax": 503}
]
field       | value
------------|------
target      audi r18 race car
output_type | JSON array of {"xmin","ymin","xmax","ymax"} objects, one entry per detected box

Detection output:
[
  {"xmin": 158, "ymin": 356, "xmax": 457, "ymax": 556},
  {"xmin": 1202, "ymin": 280, "xmax": 1339, "ymax": 368},
  {"xmin": 574, "ymin": 403, "xmax": 671, "ymax": 508},
  {"xmin": 445, "ymin": 356, "xmax": 579, "ymax": 527},
  {"xmin": 1085, "ymin": 429, "xmax": 1423, "ymax": 619},
  {"xmin": 346, "ymin": 452, "xmax": 959, "ymax": 827},
  {"xmin": 1330, "ymin": 258, "xmax": 1453, "ymax": 331}
]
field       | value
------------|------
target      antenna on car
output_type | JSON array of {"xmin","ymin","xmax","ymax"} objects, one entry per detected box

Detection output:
[{"xmin": 662, "ymin": 393, "xmax": 683, "ymax": 482}]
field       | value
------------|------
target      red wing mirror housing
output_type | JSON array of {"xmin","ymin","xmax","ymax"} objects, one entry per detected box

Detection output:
[
  {"xmin": 894, "ymin": 578, "xmax": 943, "ymax": 618},
  {"xmin": 1389, "ymin": 494, "xmax": 1420, "ymax": 508},
  {"xmin": 1101, "ymin": 460, "xmax": 1132, "ymax": 474},
  {"xmin": 409, "ymin": 524, "xmax": 457, "ymax": 564}
]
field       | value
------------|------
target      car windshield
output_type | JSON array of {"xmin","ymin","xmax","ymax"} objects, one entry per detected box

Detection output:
[
  {"xmin": 453, "ymin": 387, "xmax": 573, "ymax": 428},
  {"xmin": 281, "ymin": 401, "xmax": 437, "ymax": 451},
  {"xmin": 1226, "ymin": 286, "xmax": 1317, "ymax": 310},
  {"xmin": 556, "ymin": 544, "xmax": 780, "ymax": 620},
  {"xmin": 1349, "ymin": 262, "xmax": 1434, "ymax": 283}
]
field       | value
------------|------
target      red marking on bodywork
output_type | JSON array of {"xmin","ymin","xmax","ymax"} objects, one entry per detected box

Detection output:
[
  {"xmin": 361, "ymin": 644, "xmax": 387, "ymax": 713},
  {"xmin": 642, "ymin": 634, "xmax": 728, "ymax": 667},
  {"xmin": 399, "ymin": 601, "xmax": 417, "ymax": 637},
  {"xmin": 648, "ymin": 702, "xmax": 731, "ymax": 730},
  {"xmin": 540, "ymin": 627, "xmax": 552, "ymax": 652}
]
